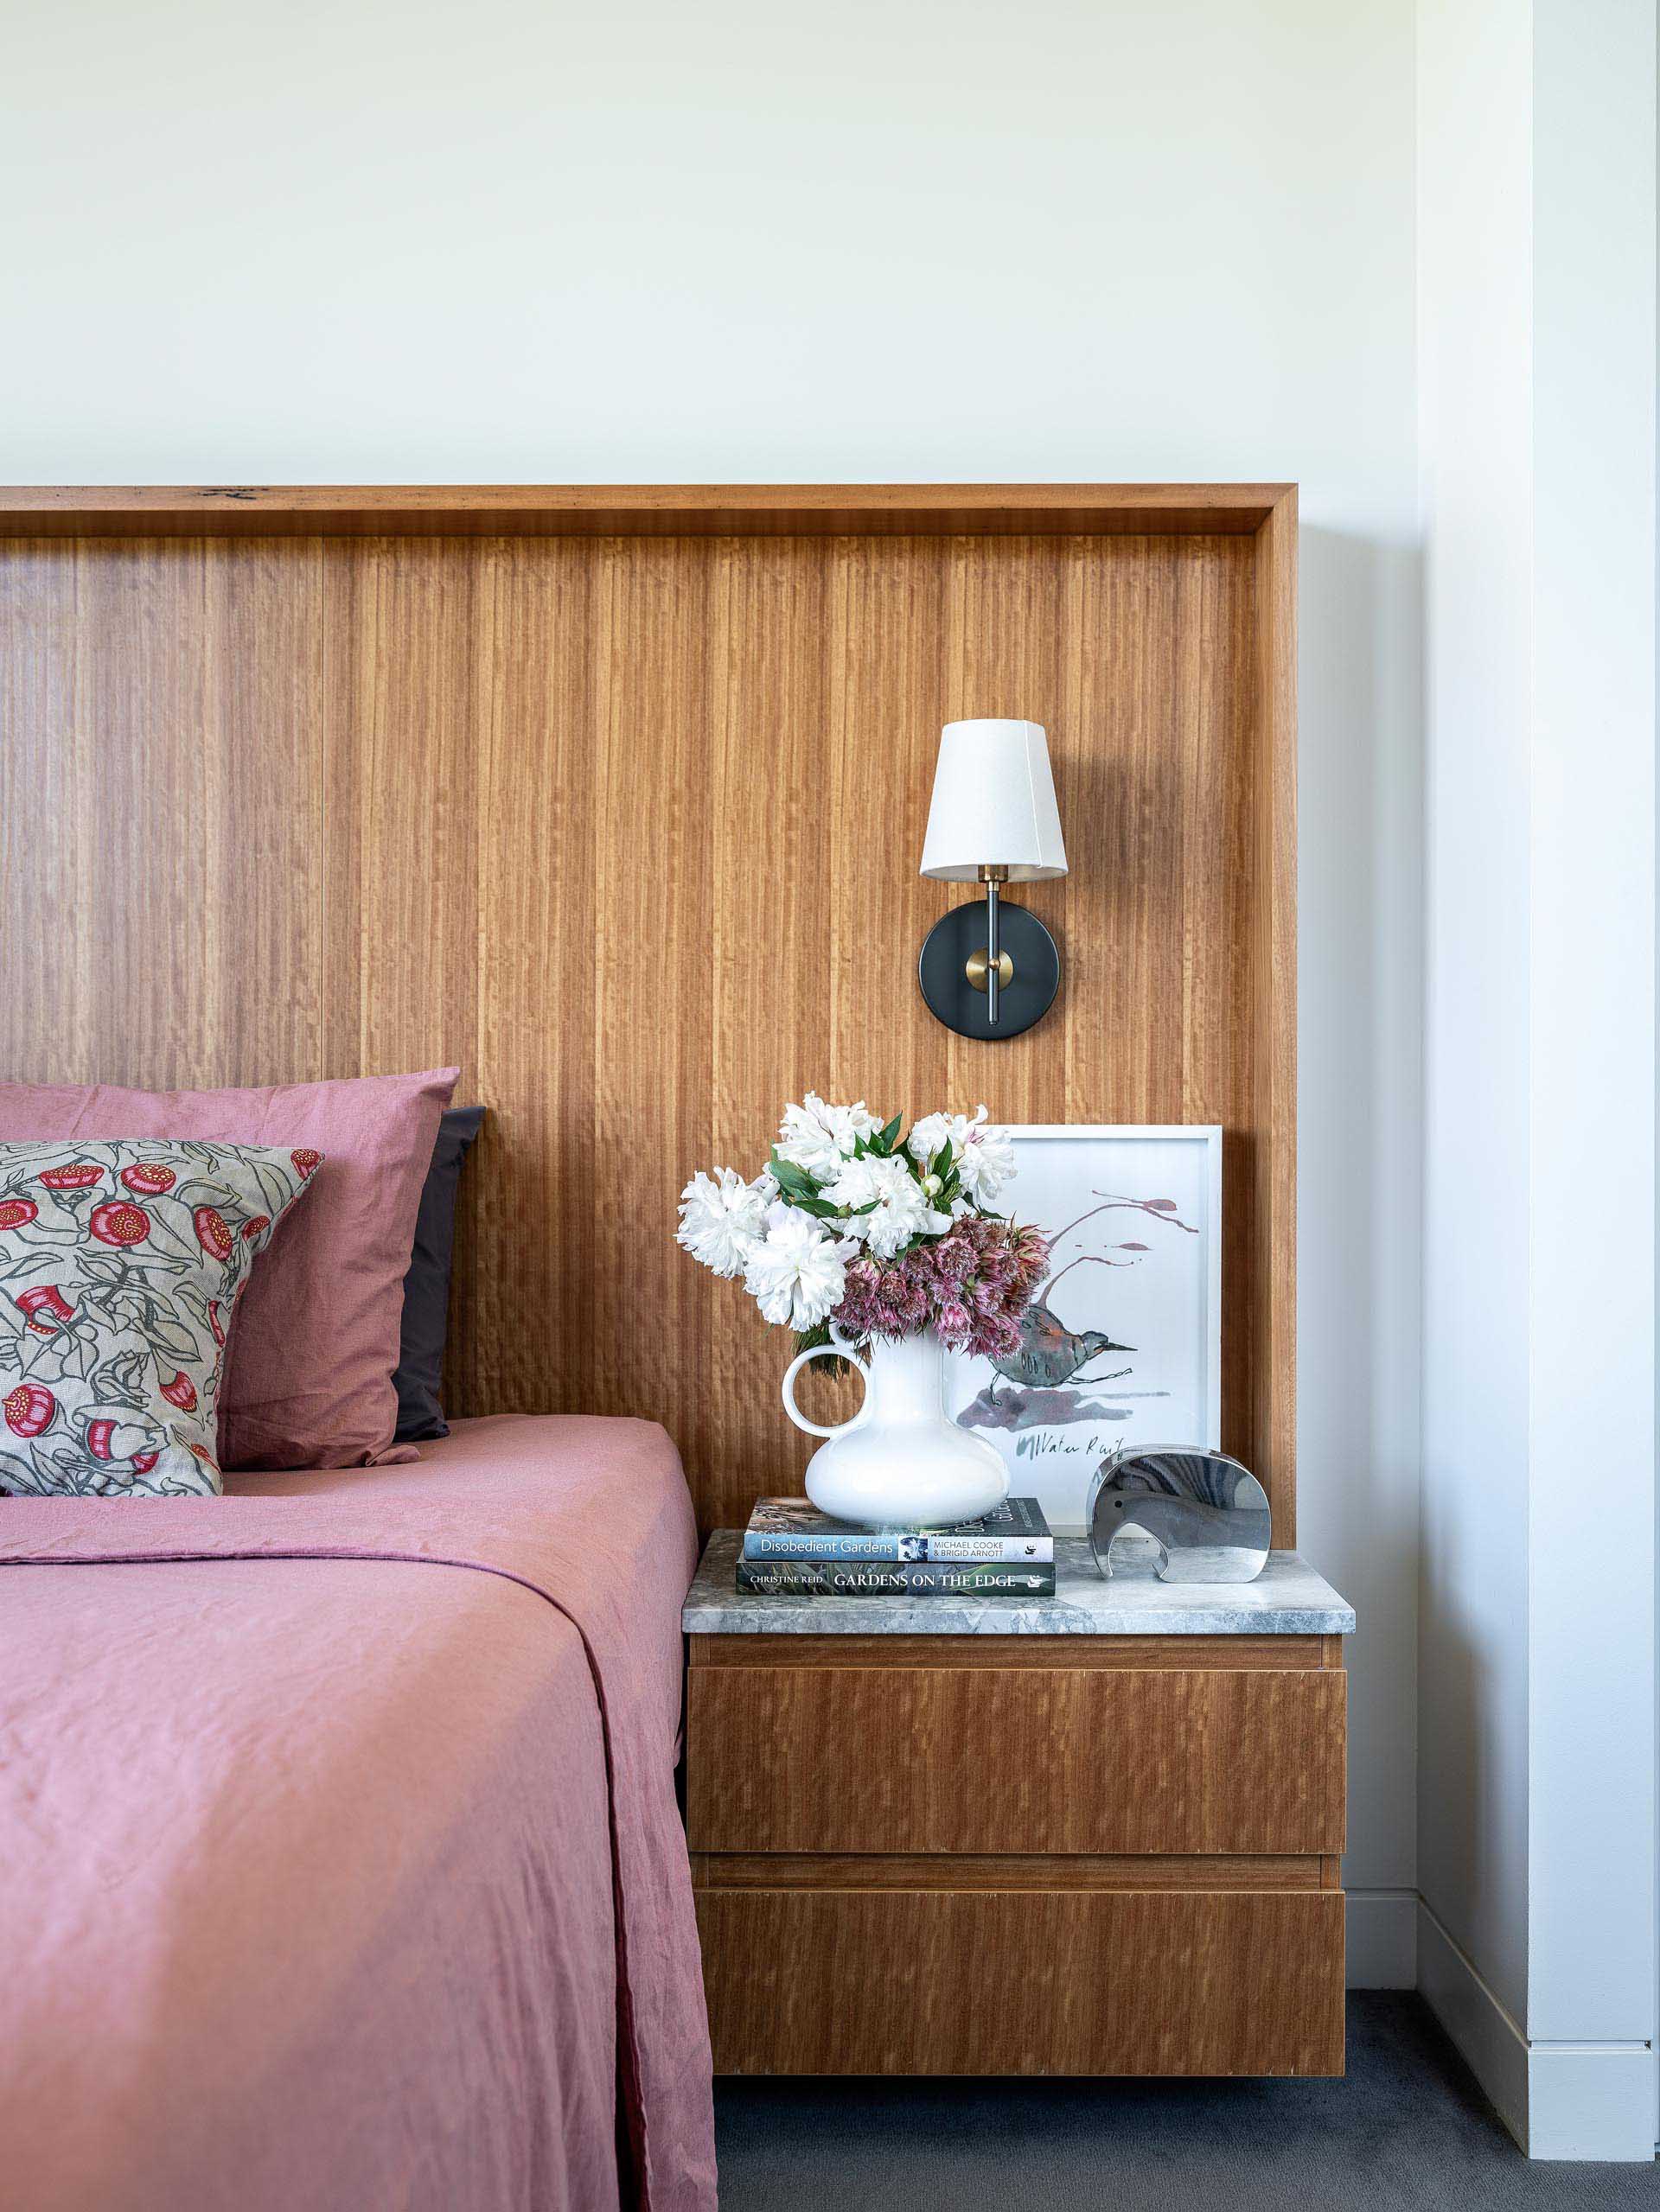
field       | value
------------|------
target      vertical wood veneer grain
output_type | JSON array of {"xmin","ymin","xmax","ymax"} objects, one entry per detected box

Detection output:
[{"xmin": 0, "ymin": 491, "xmax": 1297, "ymax": 1539}]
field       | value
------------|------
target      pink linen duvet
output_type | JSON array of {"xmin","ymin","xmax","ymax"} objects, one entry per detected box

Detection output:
[{"xmin": 0, "ymin": 1415, "xmax": 717, "ymax": 2212}]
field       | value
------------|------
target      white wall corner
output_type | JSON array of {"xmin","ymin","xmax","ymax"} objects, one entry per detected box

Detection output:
[
  {"xmin": 1345, "ymin": 1890, "xmax": 1418, "ymax": 1988},
  {"xmin": 1419, "ymin": 1900, "xmax": 1658, "ymax": 2160},
  {"xmin": 1417, "ymin": 0, "xmax": 1658, "ymax": 2164}
]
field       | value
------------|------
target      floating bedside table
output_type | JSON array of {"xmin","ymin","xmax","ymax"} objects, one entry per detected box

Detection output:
[{"xmin": 683, "ymin": 1531, "xmax": 1355, "ymax": 2079}]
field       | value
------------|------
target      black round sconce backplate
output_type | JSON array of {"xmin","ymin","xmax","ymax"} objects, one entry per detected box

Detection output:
[{"xmin": 917, "ymin": 900, "xmax": 1060, "ymax": 1041}]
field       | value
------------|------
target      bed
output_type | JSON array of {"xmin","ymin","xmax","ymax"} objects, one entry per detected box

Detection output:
[{"xmin": 0, "ymin": 1413, "xmax": 718, "ymax": 2212}]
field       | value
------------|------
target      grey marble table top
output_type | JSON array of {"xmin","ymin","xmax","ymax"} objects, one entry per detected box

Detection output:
[{"xmin": 684, "ymin": 1530, "xmax": 1355, "ymax": 1637}]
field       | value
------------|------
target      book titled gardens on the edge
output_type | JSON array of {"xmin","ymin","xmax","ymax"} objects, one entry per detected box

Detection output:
[{"xmin": 737, "ymin": 1496, "xmax": 1055, "ymax": 1595}]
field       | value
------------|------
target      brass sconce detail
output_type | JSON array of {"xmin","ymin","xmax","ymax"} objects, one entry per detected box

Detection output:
[{"xmin": 965, "ymin": 947, "xmax": 1015, "ymax": 994}]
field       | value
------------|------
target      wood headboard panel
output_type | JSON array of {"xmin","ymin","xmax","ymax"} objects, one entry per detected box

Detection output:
[{"xmin": 0, "ymin": 486, "xmax": 1296, "ymax": 1539}]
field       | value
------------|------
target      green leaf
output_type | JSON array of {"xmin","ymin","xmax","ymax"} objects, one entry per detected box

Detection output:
[
  {"xmin": 768, "ymin": 1151, "xmax": 817, "ymax": 1195},
  {"xmin": 878, "ymin": 1113, "xmax": 903, "ymax": 1152},
  {"xmin": 930, "ymin": 1139, "xmax": 954, "ymax": 1176}
]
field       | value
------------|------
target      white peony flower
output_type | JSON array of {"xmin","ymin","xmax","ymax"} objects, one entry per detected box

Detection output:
[
  {"xmin": 676, "ymin": 1167, "xmax": 773, "ymax": 1278},
  {"xmin": 906, "ymin": 1110, "xmax": 960, "ymax": 1167},
  {"xmin": 822, "ymin": 1153, "xmax": 951, "ymax": 1259},
  {"xmin": 743, "ymin": 1208, "xmax": 858, "ymax": 1329},
  {"xmin": 776, "ymin": 1093, "xmax": 880, "ymax": 1180},
  {"xmin": 907, "ymin": 1105, "xmax": 1015, "ymax": 1206},
  {"xmin": 956, "ymin": 1120, "xmax": 1015, "ymax": 1205}
]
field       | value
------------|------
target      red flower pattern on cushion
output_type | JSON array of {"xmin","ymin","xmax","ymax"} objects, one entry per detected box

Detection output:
[
  {"xmin": 158, "ymin": 1372, "xmax": 198, "ymax": 1412},
  {"xmin": 4, "ymin": 1383, "xmax": 54, "ymax": 1437},
  {"xmin": 290, "ymin": 1148, "xmax": 322, "ymax": 1179},
  {"xmin": 16, "ymin": 1284, "xmax": 73, "ymax": 1332},
  {"xmin": 90, "ymin": 1200, "xmax": 150, "ymax": 1247},
  {"xmin": 120, "ymin": 1162, "xmax": 176, "ymax": 1195},
  {"xmin": 0, "ymin": 1138, "xmax": 310, "ymax": 1497},
  {"xmin": 37, "ymin": 1163, "xmax": 103, "ymax": 1189},
  {"xmin": 194, "ymin": 1207, "xmax": 233, "ymax": 1261}
]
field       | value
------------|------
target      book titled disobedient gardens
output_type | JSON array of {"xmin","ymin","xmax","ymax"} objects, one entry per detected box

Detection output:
[
  {"xmin": 742, "ymin": 1495, "xmax": 1053, "ymax": 1563},
  {"xmin": 735, "ymin": 1498, "xmax": 1057, "ymax": 1596}
]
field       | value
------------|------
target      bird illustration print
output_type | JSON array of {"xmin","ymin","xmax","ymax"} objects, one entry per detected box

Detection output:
[
  {"xmin": 986, "ymin": 1268, "xmax": 1134, "ymax": 1398},
  {"xmin": 972, "ymin": 1191, "xmax": 1198, "ymax": 1424}
]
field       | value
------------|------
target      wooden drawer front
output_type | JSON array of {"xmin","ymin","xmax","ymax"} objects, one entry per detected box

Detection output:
[
  {"xmin": 696, "ymin": 1886, "xmax": 1345, "ymax": 2076},
  {"xmin": 687, "ymin": 1665, "xmax": 1345, "ymax": 1856}
]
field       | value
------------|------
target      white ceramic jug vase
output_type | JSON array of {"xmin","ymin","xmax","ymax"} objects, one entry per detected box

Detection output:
[{"xmin": 781, "ymin": 1328, "xmax": 1009, "ymax": 1529}]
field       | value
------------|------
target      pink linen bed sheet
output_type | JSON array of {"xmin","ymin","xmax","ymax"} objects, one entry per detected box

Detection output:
[{"xmin": 0, "ymin": 1413, "xmax": 717, "ymax": 2212}]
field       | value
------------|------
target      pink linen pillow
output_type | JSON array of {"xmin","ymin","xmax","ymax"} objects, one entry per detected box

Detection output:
[{"xmin": 0, "ymin": 1070, "xmax": 457, "ymax": 1469}]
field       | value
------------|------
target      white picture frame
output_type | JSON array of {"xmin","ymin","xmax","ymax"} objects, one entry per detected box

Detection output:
[{"xmin": 943, "ymin": 1125, "xmax": 1223, "ymax": 1532}]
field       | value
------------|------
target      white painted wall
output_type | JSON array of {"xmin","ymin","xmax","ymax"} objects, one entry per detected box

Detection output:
[
  {"xmin": 1418, "ymin": 0, "xmax": 1657, "ymax": 2160},
  {"xmin": 2, "ymin": 5, "xmax": 1423, "ymax": 1974},
  {"xmin": 1416, "ymin": 0, "xmax": 1536, "ymax": 2043}
]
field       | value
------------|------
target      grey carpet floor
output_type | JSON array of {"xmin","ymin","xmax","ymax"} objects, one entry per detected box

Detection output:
[{"xmin": 712, "ymin": 1994, "xmax": 1657, "ymax": 2210}]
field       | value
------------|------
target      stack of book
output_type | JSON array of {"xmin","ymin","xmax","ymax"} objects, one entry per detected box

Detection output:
[{"xmin": 737, "ymin": 1495, "xmax": 1055, "ymax": 1597}]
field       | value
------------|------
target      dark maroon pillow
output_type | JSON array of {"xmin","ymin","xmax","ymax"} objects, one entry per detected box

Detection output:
[{"xmin": 393, "ymin": 1106, "xmax": 485, "ymax": 1442}]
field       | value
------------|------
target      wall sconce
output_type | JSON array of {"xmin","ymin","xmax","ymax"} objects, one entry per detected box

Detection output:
[{"xmin": 916, "ymin": 718, "xmax": 1068, "ymax": 1040}]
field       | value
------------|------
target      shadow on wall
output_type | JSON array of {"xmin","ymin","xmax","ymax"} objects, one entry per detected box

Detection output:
[{"xmin": 1295, "ymin": 523, "xmax": 1424, "ymax": 1962}]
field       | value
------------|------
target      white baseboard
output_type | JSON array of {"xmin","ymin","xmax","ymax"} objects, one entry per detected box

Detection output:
[
  {"xmin": 1416, "ymin": 1902, "xmax": 1529, "ymax": 2146},
  {"xmin": 1345, "ymin": 1890, "xmax": 1418, "ymax": 1987},
  {"xmin": 1526, "ymin": 2045, "xmax": 1657, "ymax": 2163},
  {"xmin": 1417, "ymin": 1900, "xmax": 1657, "ymax": 2160}
]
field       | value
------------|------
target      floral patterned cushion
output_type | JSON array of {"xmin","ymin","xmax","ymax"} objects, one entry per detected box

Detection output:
[{"xmin": 0, "ymin": 1138, "xmax": 316, "ymax": 1497}]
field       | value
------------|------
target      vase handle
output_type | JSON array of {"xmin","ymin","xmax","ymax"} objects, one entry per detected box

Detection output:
[{"xmin": 781, "ymin": 1335, "xmax": 872, "ymax": 1438}]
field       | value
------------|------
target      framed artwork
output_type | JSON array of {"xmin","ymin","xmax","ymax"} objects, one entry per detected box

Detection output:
[{"xmin": 944, "ymin": 1125, "xmax": 1223, "ymax": 1530}]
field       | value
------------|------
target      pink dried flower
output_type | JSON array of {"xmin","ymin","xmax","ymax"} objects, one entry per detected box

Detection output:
[
  {"xmin": 933, "ymin": 1236, "xmax": 972, "ymax": 1284},
  {"xmin": 967, "ymin": 1310, "xmax": 1023, "ymax": 1360},
  {"xmin": 828, "ymin": 1214, "xmax": 1050, "ymax": 1349}
]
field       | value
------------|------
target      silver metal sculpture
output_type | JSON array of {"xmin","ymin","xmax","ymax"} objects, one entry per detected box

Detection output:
[{"xmin": 1087, "ymin": 1445, "xmax": 1271, "ymax": 1584}]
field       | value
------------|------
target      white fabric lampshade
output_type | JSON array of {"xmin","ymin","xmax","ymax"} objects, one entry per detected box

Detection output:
[{"xmin": 919, "ymin": 719, "xmax": 1069, "ymax": 883}]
